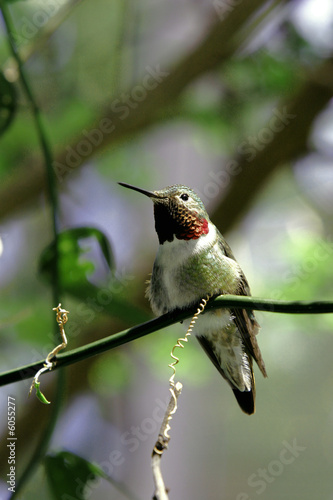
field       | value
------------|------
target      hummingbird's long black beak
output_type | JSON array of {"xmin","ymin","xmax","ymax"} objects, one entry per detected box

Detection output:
[{"xmin": 118, "ymin": 182, "xmax": 162, "ymax": 199}]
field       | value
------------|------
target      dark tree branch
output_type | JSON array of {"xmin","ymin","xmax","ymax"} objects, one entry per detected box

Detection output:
[
  {"xmin": 0, "ymin": 0, "xmax": 278, "ymax": 219},
  {"xmin": 1, "ymin": 295, "xmax": 332, "ymax": 388},
  {"xmin": 212, "ymin": 57, "xmax": 333, "ymax": 232}
]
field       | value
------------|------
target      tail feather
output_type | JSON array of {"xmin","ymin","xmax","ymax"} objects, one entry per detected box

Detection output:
[
  {"xmin": 197, "ymin": 334, "xmax": 256, "ymax": 415},
  {"xmin": 232, "ymin": 388, "xmax": 255, "ymax": 415}
]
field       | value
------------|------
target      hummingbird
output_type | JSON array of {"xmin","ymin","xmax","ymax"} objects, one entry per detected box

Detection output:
[{"xmin": 119, "ymin": 182, "xmax": 267, "ymax": 414}]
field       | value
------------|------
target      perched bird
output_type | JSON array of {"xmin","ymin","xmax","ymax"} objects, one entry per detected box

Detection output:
[{"xmin": 119, "ymin": 182, "xmax": 267, "ymax": 414}]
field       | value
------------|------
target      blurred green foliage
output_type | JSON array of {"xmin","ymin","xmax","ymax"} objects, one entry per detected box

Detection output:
[
  {"xmin": 0, "ymin": 71, "xmax": 16, "ymax": 135},
  {"xmin": 39, "ymin": 227, "xmax": 114, "ymax": 290},
  {"xmin": 45, "ymin": 451, "xmax": 107, "ymax": 500},
  {"xmin": 0, "ymin": 0, "xmax": 332, "ymax": 499}
]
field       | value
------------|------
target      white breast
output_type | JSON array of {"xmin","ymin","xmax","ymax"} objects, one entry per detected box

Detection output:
[
  {"xmin": 153, "ymin": 223, "xmax": 218, "ymax": 310},
  {"xmin": 155, "ymin": 222, "xmax": 217, "ymax": 266}
]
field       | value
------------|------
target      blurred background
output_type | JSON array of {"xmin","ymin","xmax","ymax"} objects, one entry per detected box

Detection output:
[{"xmin": 0, "ymin": 0, "xmax": 333, "ymax": 498}]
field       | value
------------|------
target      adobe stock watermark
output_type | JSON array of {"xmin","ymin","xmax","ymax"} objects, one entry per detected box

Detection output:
[
  {"xmin": 9, "ymin": 0, "xmax": 63, "ymax": 49},
  {"xmin": 196, "ymin": 106, "xmax": 296, "ymax": 202},
  {"xmin": 60, "ymin": 396, "xmax": 170, "ymax": 500},
  {"xmin": 236, "ymin": 438, "xmax": 306, "ymax": 499},
  {"xmin": 270, "ymin": 236, "xmax": 333, "ymax": 302},
  {"xmin": 250, "ymin": 235, "xmax": 333, "ymax": 330},
  {"xmin": 213, "ymin": 0, "xmax": 243, "ymax": 21},
  {"xmin": 7, "ymin": 396, "xmax": 17, "ymax": 494},
  {"xmin": 53, "ymin": 65, "xmax": 169, "ymax": 182}
]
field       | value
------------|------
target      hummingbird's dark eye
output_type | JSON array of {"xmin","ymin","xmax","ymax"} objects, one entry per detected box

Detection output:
[{"xmin": 180, "ymin": 193, "xmax": 189, "ymax": 201}]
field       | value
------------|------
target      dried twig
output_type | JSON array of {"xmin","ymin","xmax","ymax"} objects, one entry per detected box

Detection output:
[
  {"xmin": 151, "ymin": 296, "xmax": 210, "ymax": 499},
  {"xmin": 151, "ymin": 382, "xmax": 183, "ymax": 500}
]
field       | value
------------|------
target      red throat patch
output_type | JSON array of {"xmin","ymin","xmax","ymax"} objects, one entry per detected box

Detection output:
[{"xmin": 177, "ymin": 217, "xmax": 209, "ymax": 240}]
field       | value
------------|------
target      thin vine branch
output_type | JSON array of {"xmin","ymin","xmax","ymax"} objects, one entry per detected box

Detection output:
[
  {"xmin": 1, "ymin": 296, "xmax": 332, "ymax": 388},
  {"xmin": 0, "ymin": 3, "xmax": 63, "ymax": 498},
  {"xmin": 0, "ymin": 1, "xmax": 60, "ymax": 303}
]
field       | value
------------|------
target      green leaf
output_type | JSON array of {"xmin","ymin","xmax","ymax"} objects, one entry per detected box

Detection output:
[
  {"xmin": 44, "ymin": 451, "xmax": 107, "ymax": 500},
  {"xmin": 0, "ymin": 72, "xmax": 17, "ymax": 137},
  {"xmin": 39, "ymin": 226, "xmax": 114, "ymax": 291},
  {"xmin": 65, "ymin": 227, "xmax": 114, "ymax": 269},
  {"xmin": 45, "ymin": 450, "xmax": 142, "ymax": 500},
  {"xmin": 34, "ymin": 380, "xmax": 51, "ymax": 405},
  {"xmin": 39, "ymin": 226, "xmax": 149, "ymax": 323}
]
